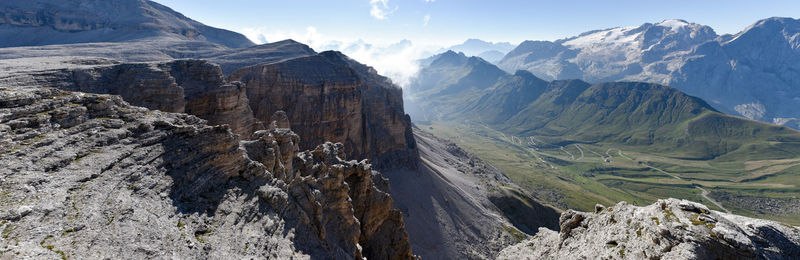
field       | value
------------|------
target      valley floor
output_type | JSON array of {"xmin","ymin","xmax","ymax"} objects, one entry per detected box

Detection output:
[{"xmin": 415, "ymin": 120, "xmax": 800, "ymax": 225}]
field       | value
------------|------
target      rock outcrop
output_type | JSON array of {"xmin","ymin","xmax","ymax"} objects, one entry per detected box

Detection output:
[
  {"xmin": 3, "ymin": 59, "xmax": 263, "ymax": 138},
  {"xmin": 231, "ymin": 51, "xmax": 417, "ymax": 169},
  {"xmin": 0, "ymin": 87, "xmax": 412, "ymax": 259},
  {"xmin": 498, "ymin": 198, "xmax": 800, "ymax": 259}
]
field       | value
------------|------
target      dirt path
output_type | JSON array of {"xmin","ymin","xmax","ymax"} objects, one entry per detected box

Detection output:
[
  {"xmin": 697, "ymin": 186, "xmax": 731, "ymax": 214},
  {"xmin": 643, "ymin": 162, "xmax": 731, "ymax": 213},
  {"xmin": 560, "ymin": 146, "xmax": 575, "ymax": 160},
  {"xmin": 573, "ymin": 144, "xmax": 585, "ymax": 161},
  {"xmin": 616, "ymin": 149, "xmax": 633, "ymax": 160}
]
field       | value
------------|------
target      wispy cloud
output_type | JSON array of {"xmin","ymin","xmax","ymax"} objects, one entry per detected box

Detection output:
[
  {"xmin": 423, "ymin": 14, "xmax": 431, "ymax": 27},
  {"xmin": 424, "ymin": 0, "xmax": 435, "ymax": 2},
  {"xmin": 369, "ymin": 0, "xmax": 395, "ymax": 20}
]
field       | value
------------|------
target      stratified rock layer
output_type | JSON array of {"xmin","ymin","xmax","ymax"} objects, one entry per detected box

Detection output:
[
  {"xmin": 498, "ymin": 198, "xmax": 800, "ymax": 259},
  {"xmin": 0, "ymin": 88, "xmax": 412, "ymax": 259},
  {"xmin": 231, "ymin": 51, "xmax": 417, "ymax": 169}
]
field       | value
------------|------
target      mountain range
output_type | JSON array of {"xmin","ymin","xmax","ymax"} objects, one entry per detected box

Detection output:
[
  {"xmin": 0, "ymin": 1, "xmax": 563, "ymax": 259},
  {"xmin": 2, "ymin": 0, "xmax": 800, "ymax": 259},
  {"xmin": 442, "ymin": 38, "xmax": 516, "ymax": 63},
  {"xmin": 408, "ymin": 51, "xmax": 800, "ymax": 161},
  {"xmin": 406, "ymin": 50, "xmax": 800, "ymax": 227},
  {"xmin": 499, "ymin": 18, "xmax": 800, "ymax": 129}
]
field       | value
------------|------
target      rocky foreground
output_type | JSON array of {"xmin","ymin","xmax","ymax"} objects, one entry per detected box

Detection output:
[
  {"xmin": 498, "ymin": 198, "xmax": 800, "ymax": 259},
  {"xmin": 0, "ymin": 88, "xmax": 412, "ymax": 259}
]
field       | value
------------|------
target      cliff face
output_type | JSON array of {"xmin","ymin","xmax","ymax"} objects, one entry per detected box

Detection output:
[
  {"xmin": 4, "ymin": 59, "xmax": 263, "ymax": 138},
  {"xmin": 0, "ymin": 87, "xmax": 412, "ymax": 259},
  {"xmin": 230, "ymin": 51, "xmax": 417, "ymax": 169},
  {"xmin": 498, "ymin": 199, "xmax": 800, "ymax": 259},
  {"xmin": 1, "ymin": 54, "xmax": 417, "ymax": 170}
]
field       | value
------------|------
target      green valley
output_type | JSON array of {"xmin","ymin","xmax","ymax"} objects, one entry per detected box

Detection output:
[{"xmin": 407, "ymin": 51, "xmax": 800, "ymax": 225}]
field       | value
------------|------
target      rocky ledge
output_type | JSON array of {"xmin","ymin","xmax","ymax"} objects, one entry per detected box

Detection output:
[
  {"xmin": 0, "ymin": 88, "xmax": 412, "ymax": 259},
  {"xmin": 498, "ymin": 198, "xmax": 800, "ymax": 259}
]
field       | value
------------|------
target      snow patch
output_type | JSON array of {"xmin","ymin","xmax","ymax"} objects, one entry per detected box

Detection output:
[{"xmin": 657, "ymin": 19, "xmax": 690, "ymax": 32}]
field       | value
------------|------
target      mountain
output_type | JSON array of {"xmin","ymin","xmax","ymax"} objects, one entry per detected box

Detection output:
[
  {"xmin": 0, "ymin": 0, "xmax": 254, "ymax": 48},
  {"xmin": 407, "ymin": 51, "xmax": 800, "ymax": 225},
  {"xmin": 499, "ymin": 18, "xmax": 800, "ymax": 129},
  {"xmin": 499, "ymin": 199, "xmax": 800, "ymax": 259},
  {"xmin": 411, "ymin": 52, "xmax": 800, "ymax": 160},
  {"xmin": 0, "ymin": 1, "xmax": 567, "ymax": 258},
  {"xmin": 443, "ymin": 38, "xmax": 516, "ymax": 63}
]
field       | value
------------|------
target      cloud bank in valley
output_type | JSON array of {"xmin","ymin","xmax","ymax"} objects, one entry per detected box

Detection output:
[{"xmin": 240, "ymin": 26, "xmax": 441, "ymax": 87}]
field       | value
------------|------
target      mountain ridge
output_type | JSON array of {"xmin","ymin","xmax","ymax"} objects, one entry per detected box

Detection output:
[
  {"xmin": 498, "ymin": 17, "xmax": 800, "ymax": 129},
  {"xmin": 0, "ymin": 0, "xmax": 255, "ymax": 48}
]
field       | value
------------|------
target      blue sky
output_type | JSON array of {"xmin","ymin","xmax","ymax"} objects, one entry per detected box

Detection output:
[{"xmin": 153, "ymin": 0, "xmax": 800, "ymax": 45}]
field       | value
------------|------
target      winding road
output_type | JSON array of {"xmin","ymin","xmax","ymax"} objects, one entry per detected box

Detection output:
[
  {"xmin": 640, "ymin": 161, "xmax": 731, "ymax": 213},
  {"xmin": 573, "ymin": 144, "xmax": 585, "ymax": 161}
]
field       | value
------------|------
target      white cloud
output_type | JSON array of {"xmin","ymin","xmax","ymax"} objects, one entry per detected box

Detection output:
[
  {"xmin": 369, "ymin": 0, "xmax": 394, "ymax": 20},
  {"xmin": 423, "ymin": 14, "xmax": 431, "ymax": 27},
  {"xmin": 424, "ymin": 0, "xmax": 435, "ymax": 2},
  {"xmin": 238, "ymin": 26, "xmax": 444, "ymax": 87},
  {"xmin": 240, "ymin": 26, "xmax": 325, "ymax": 46}
]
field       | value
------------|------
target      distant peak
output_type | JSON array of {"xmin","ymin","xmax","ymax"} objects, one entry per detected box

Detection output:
[
  {"xmin": 441, "ymin": 50, "xmax": 466, "ymax": 57},
  {"xmin": 430, "ymin": 50, "xmax": 468, "ymax": 67},
  {"xmin": 513, "ymin": 70, "xmax": 535, "ymax": 78},
  {"xmin": 464, "ymin": 38, "xmax": 487, "ymax": 43}
]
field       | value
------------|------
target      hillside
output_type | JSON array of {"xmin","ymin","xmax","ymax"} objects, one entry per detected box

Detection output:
[{"xmin": 408, "ymin": 51, "xmax": 800, "ymax": 224}]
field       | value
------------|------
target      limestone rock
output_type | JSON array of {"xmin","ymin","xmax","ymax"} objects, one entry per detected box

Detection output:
[
  {"xmin": 230, "ymin": 51, "xmax": 417, "ymax": 169},
  {"xmin": 497, "ymin": 198, "xmax": 800, "ymax": 259},
  {"xmin": 1, "ymin": 59, "xmax": 263, "ymax": 138},
  {"xmin": 0, "ymin": 88, "xmax": 413, "ymax": 259}
]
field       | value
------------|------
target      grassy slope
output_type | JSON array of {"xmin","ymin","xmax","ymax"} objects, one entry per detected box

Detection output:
[{"xmin": 409, "ymin": 53, "xmax": 800, "ymax": 224}]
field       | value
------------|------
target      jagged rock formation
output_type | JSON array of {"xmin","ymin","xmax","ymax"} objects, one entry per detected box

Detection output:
[
  {"xmin": 0, "ymin": 0, "xmax": 254, "ymax": 48},
  {"xmin": 0, "ymin": 88, "xmax": 412, "ymax": 259},
  {"xmin": 1, "ymin": 53, "xmax": 417, "ymax": 169},
  {"xmin": 498, "ymin": 199, "xmax": 800, "ymax": 259},
  {"xmin": 231, "ymin": 51, "xmax": 417, "ymax": 169},
  {"xmin": 382, "ymin": 127, "xmax": 561, "ymax": 259}
]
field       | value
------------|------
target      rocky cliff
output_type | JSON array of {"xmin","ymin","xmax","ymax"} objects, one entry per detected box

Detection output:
[
  {"xmin": 498, "ymin": 199, "xmax": 800, "ymax": 259},
  {"xmin": 230, "ymin": 51, "xmax": 417, "ymax": 169},
  {"xmin": 1, "ymin": 53, "xmax": 417, "ymax": 170},
  {"xmin": 0, "ymin": 58, "xmax": 262, "ymax": 138},
  {"xmin": 0, "ymin": 87, "xmax": 412, "ymax": 259}
]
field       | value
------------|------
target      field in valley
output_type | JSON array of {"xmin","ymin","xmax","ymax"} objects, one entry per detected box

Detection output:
[{"xmin": 416, "ymin": 120, "xmax": 800, "ymax": 225}]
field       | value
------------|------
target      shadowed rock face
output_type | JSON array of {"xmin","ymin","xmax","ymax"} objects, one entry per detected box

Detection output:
[
  {"xmin": 231, "ymin": 51, "xmax": 417, "ymax": 169},
  {"xmin": 498, "ymin": 198, "xmax": 800, "ymax": 260},
  {"xmin": 0, "ymin": 87, "xmax": 413, "ymax": 259}
]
